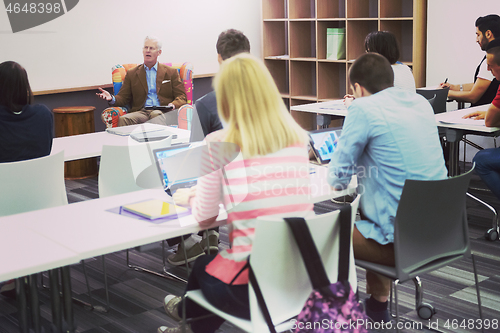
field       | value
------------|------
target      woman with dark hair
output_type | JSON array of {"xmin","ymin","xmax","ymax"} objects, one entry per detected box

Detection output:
[
  {"xmin": 0, "ymin": 61, "xmax": 53, "ymax": 163},
  {"xmin": 364, "ymin": 31, "xmax": 416, "ymax": 92}
]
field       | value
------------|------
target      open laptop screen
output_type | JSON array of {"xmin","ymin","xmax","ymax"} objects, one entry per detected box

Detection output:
[
  {"xmin": 153, "ymin": 143, "xmax": 201, "ymax": 193},
  {"xmin": 309, "ymin": 127, "xmax": 342, "ymax": 164}
]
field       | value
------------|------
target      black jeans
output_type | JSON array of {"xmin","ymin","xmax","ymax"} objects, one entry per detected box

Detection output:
[{"xmin": 179, "ymin": 255, "xmax": 250, "ymax": 333}]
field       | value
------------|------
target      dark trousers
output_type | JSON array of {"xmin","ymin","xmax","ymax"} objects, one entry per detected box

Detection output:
[{"xmin": 179, "ymin": 255, "xmax": 250, "ymax": 333}]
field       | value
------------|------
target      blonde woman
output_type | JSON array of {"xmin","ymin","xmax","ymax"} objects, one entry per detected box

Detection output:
[{"xmin": 158, "ymin": 53, "xmax": 314, "ymax": 333}]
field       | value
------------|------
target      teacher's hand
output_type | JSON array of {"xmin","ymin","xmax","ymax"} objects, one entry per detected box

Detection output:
[{"xmin": 96, "ymin": 87, "xmax": 112, "ymax": 101}]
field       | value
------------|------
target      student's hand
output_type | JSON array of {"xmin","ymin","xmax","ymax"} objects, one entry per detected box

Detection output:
[
  {"xmin": 439, "ymin": 82, "xmax": 450, "ymax": 89},
  {"xmin": 463, "ymin": 111, "xmax": 486, "ymax": 120},
  {"xmin": 343, "ymin": 94, "xmax": 355, "ymax": 107},
  {"xmin": 172, "ymin": 186, "xmax": 197, "ymax": 207},
  {"xmin": 96, "ymin": 87, "xmax": 112, "ymax": 101}
]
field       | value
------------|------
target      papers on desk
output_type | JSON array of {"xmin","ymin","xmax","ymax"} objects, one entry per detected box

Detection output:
[
  {"xmin": 106, "ymin": 123, "xmax": 169, "ymax": 136},
  {"xmin": 438, "ymin": 110, "xmax": 486, "ymax": 126},
  {"xmin": 318, "ymin": 100, "xmax": 347, "ymax": 111}
]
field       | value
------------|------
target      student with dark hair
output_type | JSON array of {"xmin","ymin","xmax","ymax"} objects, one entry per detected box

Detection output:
[
  {"xmin": 0, "ymin": 61, "xmax": 53, "ymax": 163},
  {"xmin": 463, "ymin": 46, "xmax": 500, "ymax": 201},
  {"xmin": 167, "ymin": 29, "xmax": 251, "ymax": 267},
  {"xmin": 441, "ymin": 14, "xmax": 500, "ymax": 106},
  {"xmin": 344, "ymin": 31, "xmax": 415, "ymax": 106},
  {"xmin": 364, "ymin": 31, "xmax": 416, "ymax": 92},
  {"xmin": 328, "ymin": 53, "xmax": 447, "ymax": 323}
]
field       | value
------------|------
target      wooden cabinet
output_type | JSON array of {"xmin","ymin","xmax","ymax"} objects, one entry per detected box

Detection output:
[{"xmin": 262, "ymin": 0, "xmax": 427, "ymax": 130}]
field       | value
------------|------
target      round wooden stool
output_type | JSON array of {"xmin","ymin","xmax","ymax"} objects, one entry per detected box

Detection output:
[{"xmin": 53, "ymin": 106, "xmax": 98, "ymax": 179}]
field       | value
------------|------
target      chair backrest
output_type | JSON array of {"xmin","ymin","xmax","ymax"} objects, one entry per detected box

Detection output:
[
  {"xmin": 0, "ymin": 151, "xmax": 68, "ymax": 217},
  {"xmin": 416, "ymin": 87, "xmax": 450, "ymax": 114},
  {"xmin": 394, "ymin": 167, "xmax": 474, "ymax": 279},
  {"xmin": 111, "ymin": 62, "xmax": 194, "ymax": 105},
  {"xmin": 250, "ymin": 195, "xmax": 360, "ymax": 331},
  {"xmin": 98, "ymin": 136, "xmax": 171, "ymax": 198},
  {"xmin": 425, "ymin": 94, "xmax": 436, "ymax": 109}
]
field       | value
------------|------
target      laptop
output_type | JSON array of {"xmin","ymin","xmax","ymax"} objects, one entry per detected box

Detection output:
[
  {"xmin": 309, "ymin": 127, "xmax": 342, "ymax": 165},
  {"xmin": 153, "ymin": 143, "xmax": 202, "ymax": 196}
]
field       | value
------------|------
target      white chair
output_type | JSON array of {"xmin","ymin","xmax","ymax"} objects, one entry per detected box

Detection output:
[
  {"xmin": 185, "ymin": 195, "xmax": 360, "ymax": 332},
  {"xmin": 0, "ymin": 151, "xmax": 67, "ymax": 216},
  {"xmin": 98, "ymin": 137, "xmax": 189, "ymax": 281},
  {"xmin": 0, "ymin": 151, "xmax": 71, "ymax": 331},
  {"xmin": 98, "ymin": 136, "xmax": 172, "ymax": 198}
]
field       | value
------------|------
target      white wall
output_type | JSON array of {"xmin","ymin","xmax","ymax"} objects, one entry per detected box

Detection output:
[
  {"xmin": 0, "ymin": 0, "xmax": 262, "ymax": 92},
  {"xmin": 427, "ymin": 0, "xmax": 500, "ymax": 160}
]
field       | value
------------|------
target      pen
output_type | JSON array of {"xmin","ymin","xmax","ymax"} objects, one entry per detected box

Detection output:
[{"xmin": 444, "ymin": 78, "xmax": 448, "ymax": 84}]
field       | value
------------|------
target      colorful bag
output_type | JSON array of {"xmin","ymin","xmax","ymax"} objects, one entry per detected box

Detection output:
[
  {"xmin": 286, "ymin": 205, "xmax": 368, "ymax": 333},
  {"xmin": 248, "ymin": 204, "xmax": 368, "ymax": 333}
]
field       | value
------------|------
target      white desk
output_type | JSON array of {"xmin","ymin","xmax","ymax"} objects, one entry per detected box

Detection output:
[
  {"xmin": 309, "ymin": 163, "xmax": 357, "ymax": 202},
  {"xmin": 0, "ymin": 189, "xmax": 224, "ymax": 262},
  {"xmin": 51, "ymin": 126, "xmax": 190, "ymax": 162},
  {"xmin": 290, "ymin": 100, "xmax": 347, "ymax": 117},
  {"xmin": 0, "ymin": 225, "xmax": 78, "ymax": 282},
  {"xmin": 435, "ymin": 106, "xmax": 500, "ymax": 176}
]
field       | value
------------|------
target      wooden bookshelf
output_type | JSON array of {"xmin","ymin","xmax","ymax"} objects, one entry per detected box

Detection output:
[{"xmin": 262, "ymin": 0, "xmax": 427, "ymax": 129}]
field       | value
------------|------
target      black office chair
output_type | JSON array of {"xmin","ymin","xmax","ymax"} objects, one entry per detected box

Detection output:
[
  {"xmin": 356, "ymin": 166, "xmax": 482, "ymax": 331},
  {"xmin": 417, "ymin": 87, "xmax": 450, "ymax": 114}
]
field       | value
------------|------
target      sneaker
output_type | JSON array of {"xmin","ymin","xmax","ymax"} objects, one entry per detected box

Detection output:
[
  {"xmin": 167, "ymin": 242, "xmax": 205, "ymax": 266},
  {"xmin": 0, "ymin": 280, "xmax": 16, "ymax": 298},
  {"xmin": 163, "ymin": 295, "xmax": 182, "ymax": 322},
  {"xmin": 200, "ymin": 231, "xmax": 219, "ymax": 254},
  {"xmin": 0, "ymin": 280, "xmax": 15, "ymax": 294},
  {"xmin": 363, "ymin": 298, "xmax": 391, "ymax": 323},
  {"xmin": 157, "ymin": 324, "xmax": 193, "ymax": 333}
]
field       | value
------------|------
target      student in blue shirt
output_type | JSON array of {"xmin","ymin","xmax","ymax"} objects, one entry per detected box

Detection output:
[{"xmin": 327, "ymin": 53, "xmax": 448, "ymax": 322}]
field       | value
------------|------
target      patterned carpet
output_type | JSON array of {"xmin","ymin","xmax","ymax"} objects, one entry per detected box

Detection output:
[{"xmin": 0, "ymin": 165, "xmax": 499, "ymax": 333}]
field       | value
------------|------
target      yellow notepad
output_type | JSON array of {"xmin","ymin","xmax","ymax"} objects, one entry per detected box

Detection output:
[{"xmin": 122, "ymin": 200, "xmax": 188, "ymax": 220}]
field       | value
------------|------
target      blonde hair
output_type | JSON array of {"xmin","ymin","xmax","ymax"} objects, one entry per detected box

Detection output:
[{"xmin": 214, "ymin": 53, "xmax": 308, "ymax": 157}]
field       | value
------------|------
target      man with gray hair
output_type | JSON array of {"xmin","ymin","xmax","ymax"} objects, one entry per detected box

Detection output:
[{"xmin": 97, "ymin": 36, "xmax": 187, "ymax": 126}]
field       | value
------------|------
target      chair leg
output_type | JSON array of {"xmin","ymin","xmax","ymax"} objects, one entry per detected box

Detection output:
[
  {"xmin": 394, "ymin": 280, "xmax": 400, "ymax": 333},
  {"xmin": 127, "ymin": 244, "xmax": 188, "ymax": 283},
  {"xmin": 412, "ymin": 276, "xmax": 423, "ymax": 309},
  {"xmin": 471, "ymin": 253, "xmax": 484, "ymax": 330}
]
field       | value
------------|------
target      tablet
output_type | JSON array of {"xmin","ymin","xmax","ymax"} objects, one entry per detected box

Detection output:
[
  {"xmin": 122, "ymin": 199, "xmax": 189, "ymax": 220},
  {"xmin": 309, "ymin": 127, "xmax": 342, "ymax": 164}
]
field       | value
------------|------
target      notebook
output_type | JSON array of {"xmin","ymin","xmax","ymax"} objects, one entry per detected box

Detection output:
[
  {"xmin": 153, "ymin": 143, "xmax": 202, "ymax": 196},
  {"xmin": 309, "ymin": 127, "xmax": 342, "ymax": 164},
  {"xmin": 122, "ymin": 199, "xmax": 188, "ymax": 220}
]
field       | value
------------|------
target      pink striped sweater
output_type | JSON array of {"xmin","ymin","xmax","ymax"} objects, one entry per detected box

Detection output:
[{"xmin": 190, "ymin": 131, "xmax": 314, "ymax": 285}]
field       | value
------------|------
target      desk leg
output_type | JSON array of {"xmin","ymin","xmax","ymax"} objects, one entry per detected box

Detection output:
[
  {"xmin": 16, "ymin": 278, "xmax": 29, "ymax": 333},
  {"xmin": 28, "ymin": 274, "xmax": 41, "ymax": 333},
  {"xmin": 61, "ymin": 266, "xmax": 75, "ymax": 332},
  {"xmin": 49, "ymin": 269, "xmax": 62, "ymax": 333}
]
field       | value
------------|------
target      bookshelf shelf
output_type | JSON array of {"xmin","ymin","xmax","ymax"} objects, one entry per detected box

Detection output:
[{"xmin": 262, "ymin": 0, "xmax": 427, "ymax": 129}]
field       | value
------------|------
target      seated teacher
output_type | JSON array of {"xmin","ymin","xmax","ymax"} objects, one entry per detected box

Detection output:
[
  {"xmin": 96, "ymin": 36, "xmax": 187, "ymax": 127},
  {"xmin": 157, "ymin": 53, "xmax": 314, "ymax": 333}
]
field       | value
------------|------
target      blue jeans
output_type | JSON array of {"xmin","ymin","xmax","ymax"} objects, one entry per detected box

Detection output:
[
  {"xmin": 473, "ymin": 147, "xmax": 500, "ymax": 199},
  {"xmin": 179, "ymin": 255, "xmax": 250, "ymax": 333}
]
